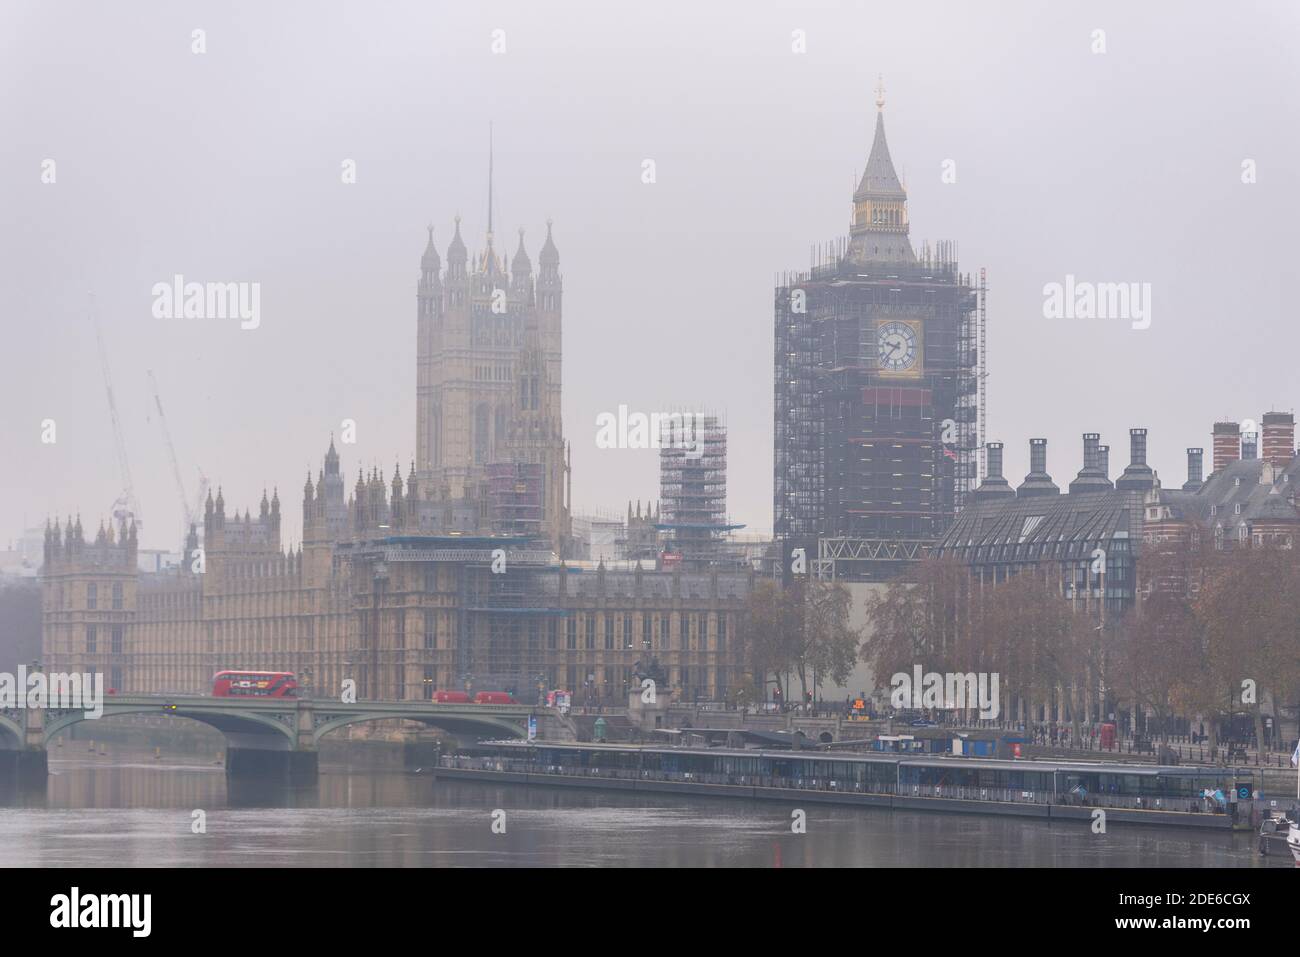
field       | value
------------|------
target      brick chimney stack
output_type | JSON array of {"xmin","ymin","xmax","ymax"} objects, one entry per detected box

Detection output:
[
  {"xmin": 1262, "ymin": 412, "xmax": 1296, "ymax": 469},
  {"xmin": 1212, "ymin": 421, "xmax": 1241, "ymax": 474}
]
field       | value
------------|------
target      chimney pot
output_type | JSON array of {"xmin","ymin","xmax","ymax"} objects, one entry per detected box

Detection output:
[{"xmin": 986, "ymin": 442, "xmax": 1004, "ymax": 479}]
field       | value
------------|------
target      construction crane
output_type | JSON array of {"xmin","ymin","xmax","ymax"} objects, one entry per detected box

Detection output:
[
  {"xmin": 147, "ymin": 369, "xmax": 209, "ymax": 548},
  {"xmin": 90, "ymin": 296, "xmax": 143, "ymax": 535}
]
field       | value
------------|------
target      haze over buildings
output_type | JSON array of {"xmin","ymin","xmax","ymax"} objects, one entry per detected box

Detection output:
[{"xmin": 3, "ymin": 0, "xmax": 1298, "ymax": 556}]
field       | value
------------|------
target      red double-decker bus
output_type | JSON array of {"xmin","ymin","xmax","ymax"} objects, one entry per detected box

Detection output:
[{"xmin": 212, "ymin": 671, "xmax": 299, "ymax": 698}]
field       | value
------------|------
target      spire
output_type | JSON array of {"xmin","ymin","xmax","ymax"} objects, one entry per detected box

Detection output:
[
  {"xmin": 846, "ymin": 75, "xmax": 914, "ymax": 266},
  {"xmin": 325, "ymin": 434, "xmax": 340, "ymax": 475},
  {"xmin": 480, "ymin": 127, "xmax": 504, "ymax": 279},
  {"xmin": 539, "ymin": 218, "xmax": 559, "ymax": 268},
  {"xmin": 858, "ymin": 112, "xmax": 906, "ymax": 198},
  {"xmin": 447, "ymin": 215, "xmax": 467, "ymax": 268},
  {"xmin": 512, "ymin": 228, "xmax": 531, "ymax": 275},
  {"xmin": 420, "ymin": 224, "xmax": 440, "ymax": 272}
]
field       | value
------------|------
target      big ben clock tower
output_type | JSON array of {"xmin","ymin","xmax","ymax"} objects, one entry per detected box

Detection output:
[{"xmin": 774, "ymin": 78, "xmax": 983, "ymax": 580}]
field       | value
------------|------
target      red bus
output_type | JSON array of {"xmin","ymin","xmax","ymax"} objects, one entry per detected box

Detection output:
[
  {"xmin": 474, "ymin": 691, "xmax": 516, "ymax": 705},
  {"xmin": 433, "ymin": 690, "xmax": 471, "ymax": 704},
  {"xmin": 213, "ymin": 671, "xmax": 299, "ymax": 698}
]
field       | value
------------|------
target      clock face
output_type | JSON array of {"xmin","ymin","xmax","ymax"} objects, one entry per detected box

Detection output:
[{"xmin": 877, "ymin": 321, "xmax": 918, "ymax": 372}]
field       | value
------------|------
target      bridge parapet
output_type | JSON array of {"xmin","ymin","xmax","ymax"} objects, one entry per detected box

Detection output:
[{"xmin": 1, "ymin": 695, "xmax": 564, "ymax": 785}]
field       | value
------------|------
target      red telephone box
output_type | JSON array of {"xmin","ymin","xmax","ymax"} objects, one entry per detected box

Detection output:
[{"xmin": 1100, "ymin": 722, "xmax": 1117, "ymax": 750}]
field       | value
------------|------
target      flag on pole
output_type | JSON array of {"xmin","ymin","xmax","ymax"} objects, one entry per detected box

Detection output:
[{"xmin": 1291, "ymin": 739, "xmax": 1298, "ymax": 768}]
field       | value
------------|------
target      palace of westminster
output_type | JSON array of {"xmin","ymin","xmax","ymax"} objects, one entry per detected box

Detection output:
[
  {"xmin": 39, "ymin": 181, "xmax": 756, "ymax": 704},
  {"xmin": 42, "ymin": 94, "xmax": 1295, "ymax": 709}
]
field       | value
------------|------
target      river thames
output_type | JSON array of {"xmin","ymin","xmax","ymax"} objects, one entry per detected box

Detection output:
[{"xmin": 0, "ymin": 746, "xmax": 1289, "ymax": 867}]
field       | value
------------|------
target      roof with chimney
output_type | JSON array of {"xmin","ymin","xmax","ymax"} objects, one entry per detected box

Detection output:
[
  {"xmin": 940, "ymin": 432, "xmax": 1161, "ymax": 561},
  {"xmin": 937, "ymin": 489, "xmax": 1144, "ymax": 562},
  {"xmin": 1150, "ymin": 457, "xmax": 1300, "ymax": 529}
]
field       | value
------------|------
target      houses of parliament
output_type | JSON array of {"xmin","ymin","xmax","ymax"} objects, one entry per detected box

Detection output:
[{"xmin": 40, "ymin": 177, "xmax": 756, "ymax": 704}]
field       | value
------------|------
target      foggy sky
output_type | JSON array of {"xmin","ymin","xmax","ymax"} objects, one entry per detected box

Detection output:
[{"xmin": 3, "ymin": 0, "xmax": 1298, "ymax": 552}]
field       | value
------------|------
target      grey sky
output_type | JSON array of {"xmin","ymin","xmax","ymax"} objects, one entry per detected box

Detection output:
[{"xmin": 3, "ymin": 0, "xmax": 1297, "ymax": 550}]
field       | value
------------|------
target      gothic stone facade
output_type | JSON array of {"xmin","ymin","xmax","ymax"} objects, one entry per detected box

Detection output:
[{"xmin": 42, "ymin": 441, "xmax": 752, "ymax": 703}]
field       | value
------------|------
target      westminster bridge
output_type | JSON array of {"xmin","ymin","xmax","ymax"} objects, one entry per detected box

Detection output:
[{"xmin": 0, "ymin": 695, "xmax": 571, "ymax": 785}]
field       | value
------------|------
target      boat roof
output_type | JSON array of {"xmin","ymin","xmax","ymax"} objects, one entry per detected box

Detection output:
[{"xmin": 477, "ymin": 740, "xmax": 1248, "ymax": 776}]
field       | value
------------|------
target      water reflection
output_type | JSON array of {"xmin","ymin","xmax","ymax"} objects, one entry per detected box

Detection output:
[{"xmin": 0, "ymin": 746, "xmax": 1285, "ymax": 868}]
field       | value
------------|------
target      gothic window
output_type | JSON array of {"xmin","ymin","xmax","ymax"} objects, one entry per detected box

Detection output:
[
  {"xmin": 431, "ymin": 405, "xmax": 441, "ymax": 467},
  {"xmin": 474, "ymin": 404, "xmax": 490, "ymax": 464},
  {"xmin": 112, "ymin": 583, "xmax": 123, "ymax": 610},
  {"xmin": 86, "ymin": 626, "xmax": 96, "ymax": 653},
  {"xmin": 87, "ymin": 583, "xmax": 97, "ymax": 610},
  {"xmin": 495, "ymin": 408, "xmax": 508, "ymax": 452}
]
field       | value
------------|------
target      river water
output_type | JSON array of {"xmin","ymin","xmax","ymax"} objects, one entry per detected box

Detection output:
[{"xmin": 0, "ymin": 746, "xmax": 1287, "ymax": 867}]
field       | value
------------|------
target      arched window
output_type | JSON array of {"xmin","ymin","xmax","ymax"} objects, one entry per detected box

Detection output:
[
  {"xmin": 495, "ymin": 408, "xmax": 508, "ymax": 454},
  {"xmin": 429, "ymin": 404, "xmax": 441, "ymax": 467},
  {"xmin": 474, "ymin": 405, "xmax": 490, "ymax": 464}
]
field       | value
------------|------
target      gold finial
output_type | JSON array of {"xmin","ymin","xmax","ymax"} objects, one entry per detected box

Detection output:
[{"xmin": 874, "ymin": 74, "xmax": 886, "ymax": 111}]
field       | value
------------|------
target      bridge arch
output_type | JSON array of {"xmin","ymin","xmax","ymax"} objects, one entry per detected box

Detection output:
[
  {"xmin": 0, "ymin": 714, "xmax": 22, "ymax": 749},
  {"xmin": 41, "ymin": 704, "xmax": 296, "ymax": 750},
  {"xmin": 310, "ymin": 711, "xmax": 528, "ymax": 745}
]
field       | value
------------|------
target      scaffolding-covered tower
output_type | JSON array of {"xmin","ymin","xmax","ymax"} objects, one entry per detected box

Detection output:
[
  {"xmin": 774, "ymin": 83, "xmax": 984, "ymax": 582},
  {"xmin": 656, "ymin": 414, "xmax": 740, "ymax": 569},
  {"xmin": 485, "ymin": 462, "xmax": 544, "ymax": 538}
]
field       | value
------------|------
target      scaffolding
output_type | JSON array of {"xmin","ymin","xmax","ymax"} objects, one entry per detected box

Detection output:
[
  {"xmin": 773, "ymin": 241, "xmax": 981, "ymax": 581},
  {"xmin": 485, "ymin": 462, "xmax": 543, "ymax": 537},
  {"xmin": 953, "ymin": 254, "xmax": 983, "ymax": 513},
  {"xmin": 657, "ymin": 413, "xmax": 740, "ymax": 568}
]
